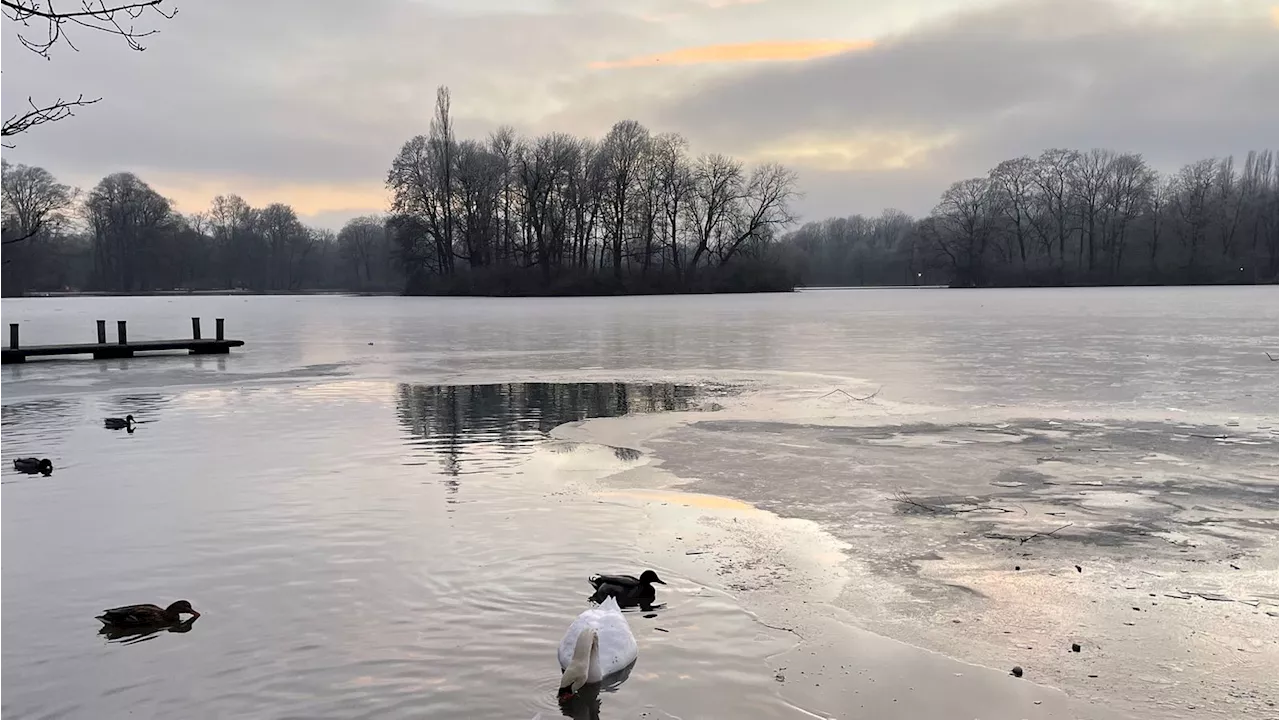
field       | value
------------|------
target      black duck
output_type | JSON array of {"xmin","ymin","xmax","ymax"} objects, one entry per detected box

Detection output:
[
  {"xmin": 13, "ymin": 457, "xmax": 53, "ymax": 475},
  {"xmin": 587, "ymin": 570, "xmax": 665, "ymax": 610},
  {"xmin": 99, "ymin": 616, "xmax": 199, "ymax": 643},
  {"xmin": 96, "ymin": 600, "xmax": 200, "ymax": 629},
  {"xmin": 104, "ymin": 415, "xmax": 136, "ymax": 430}
]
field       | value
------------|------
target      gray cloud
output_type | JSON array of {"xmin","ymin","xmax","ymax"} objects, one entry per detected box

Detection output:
[
  {"xmin": 2, "ymin": 1, "xmax": 660, "ymax": 188},
  {"xmin": 2, "ymin": 0, "xmax": 1274, "ymax": 227},
  {"xmin": 658, "ymin": 0, "xmax": 1278, "ymax": 218}
]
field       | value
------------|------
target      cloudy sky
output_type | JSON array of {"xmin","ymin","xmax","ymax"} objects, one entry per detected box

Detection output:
[{"xmin": 3, "ymin": 0, "xmax": 1276, "ymax": 229}]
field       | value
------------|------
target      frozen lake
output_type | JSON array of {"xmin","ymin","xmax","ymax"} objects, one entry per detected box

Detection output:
[{"xmin": 2, "ymin": 286, "xmax": 1276, "ymax": 720}]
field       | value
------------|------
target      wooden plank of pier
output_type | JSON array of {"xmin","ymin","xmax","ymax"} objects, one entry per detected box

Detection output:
[{"xmin": 1, "ymin": 318, "xmax": 245, "ymax": 364}]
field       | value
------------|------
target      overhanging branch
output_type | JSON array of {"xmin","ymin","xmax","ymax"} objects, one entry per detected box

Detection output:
[
  {"xmin": 2, "ymin": 227, "xmax": 41, "ymax": 245},
  {"xmin": 2, "ymin": 0, "xmax": 175, "ymax": 56},
  {"xmin": 1, "ymin": 95, "xmax": 100, "ymax": 146}
]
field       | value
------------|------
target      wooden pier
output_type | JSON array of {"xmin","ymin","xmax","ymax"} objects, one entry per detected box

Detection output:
[{"xmin": 1, "ymin": 318, "xmax": 245, "ymax": 364}]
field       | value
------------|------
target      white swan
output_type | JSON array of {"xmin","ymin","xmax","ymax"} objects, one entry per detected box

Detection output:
[{"xmin": 556, "ymin": 595, "xmax": 638, "ymax": 700}]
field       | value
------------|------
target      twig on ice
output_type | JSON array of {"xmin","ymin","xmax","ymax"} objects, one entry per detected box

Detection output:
[
  {"xmin": 892, "ymin": 491, "xmax": 943, "ymax": 513},
  {"xmin": 985, "ymin": 523, "xmax": 1074, "ymax": 545},
  {"xmin": 819, "ymin": 386, "xmax": 882, "ymax": 402},
  {"xmin": 892, "ymin": 491, "xmax": 1023, "ymax": 515}
]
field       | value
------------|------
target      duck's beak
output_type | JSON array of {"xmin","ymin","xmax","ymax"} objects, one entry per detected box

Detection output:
[
  {"xmin": 190, "ymin": 610, "xmax": 202, "ymax": 619},
  {"xmin": 654, "ymin": 578, "xmax": 667, "ymax": 584}
]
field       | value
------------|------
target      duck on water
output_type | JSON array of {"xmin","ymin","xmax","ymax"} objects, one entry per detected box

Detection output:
[
  {"xmin": 104, "ymin": 415, "xmax": 136, "ymax": 431},
  {"xmin": 588, "ymin": 570, "xmax": 666, "ymax": 610},
  {"xmin": 96, "ymin": 600, "xmax": 200, "ymax": 629},
  {"xmin": 13, "ymin": 457, "xmax": 53, "ymax": 476}
]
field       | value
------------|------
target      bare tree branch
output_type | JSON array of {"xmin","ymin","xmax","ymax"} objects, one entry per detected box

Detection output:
[
  {"xmin": 984, "ymin": 523, "xmax": 1074, "ymax": 544},
  {"xmin": 891, "ymin": 491, "xmax": 1024, "ymax": 516},
  {"xmin": 1, "ymin": 95, "xmax": 99, "ymax": 146},
  {"xmin": 1, "ymin": 1, "xmax": 176, "ymax": 143},
  {"xmin": 2, "ymin": 0, "xmax": 175, "ymax": 56},
  {"xmin": 819, "ymin": 386, "xmax": 882, "ymax": 402},
  {"xmin": 1, "ymin": 227, "xmax": 41, "ymax": 245}
]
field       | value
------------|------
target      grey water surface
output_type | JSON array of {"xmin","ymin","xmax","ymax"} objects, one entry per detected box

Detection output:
[
  {"xmin": 2, "ymin": 379, "xmax": 799, "ymax": 719},
  {"xmin": 3, "ymin": 286, "xmax": 1275, "ymax": 414},
  {"xmin": 2, "ymin": 287, "xmax": 1276, "ymax": 720}
]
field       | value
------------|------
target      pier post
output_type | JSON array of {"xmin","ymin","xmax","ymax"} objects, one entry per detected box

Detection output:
[
  {"xmin": 8, "ymin": 323, "xmax": 18, "ymax": 350},
  {"xmin": 215, "ymin": 318, "xmax": 225, "ymax": 341},
  {"xmin": 117, "ymin": 320, "xmax": 128, "ymax": 345},
  {"xmin": 97, "ymin": 320, "xmax": 107, "ymax": 344},
  {"xmin": 192, "ymin": 317, "xmax": 202, "ymax": 340}
]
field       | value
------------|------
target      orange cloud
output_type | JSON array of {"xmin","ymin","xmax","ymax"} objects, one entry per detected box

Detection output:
[
  {"xmin": 590, "ymin": 39, "xmax": 874, "ymax": 69},
  {"xmin": 139, "ymin": 172, "xmax": 388, "ymax": 218},
  {"xmin": 1272, "ymin": 4, "xmax": 1278, "ymax": 26},
  {"xmin": 748, "ymin": 130, "xmax": 957, "ymax": 172}
]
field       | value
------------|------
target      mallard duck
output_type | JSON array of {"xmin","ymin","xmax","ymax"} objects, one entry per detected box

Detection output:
[
  {"xmin": 587, "ymin": 570, "xmax": 666, "ymax": 610},
  {"xmin": 12, "ymin": 457, "xmax": 53, "ymax": 475},
  {"xmin": 96, "ymin": 600, "xmax": 200, "ymax": 628},
  {"xmin": 104, "ymin": 415, "xmax": 135, "ymax": 430},
  {"xmin": 557, "ymin": 596, "xmax": 638, "ymax": 702},
  {"xmin": 99, "ymin": 616, "xmax": 198, "ymax": 643}
]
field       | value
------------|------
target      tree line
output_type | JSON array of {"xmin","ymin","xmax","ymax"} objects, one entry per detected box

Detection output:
[
  {"xmin": 385, "ymin": 86, "xmax": 800, "ymax": 295},
  {"xmin": 1, "ymin": 159, "xmax": 400, "ymax": 296},
  {"xmin": 5, "ymin": 122, "xmax": 1275, "ymax": 295},
  {"xmin": 786, "ymin": 148, "xmax": 1279, "ymax": 287}
]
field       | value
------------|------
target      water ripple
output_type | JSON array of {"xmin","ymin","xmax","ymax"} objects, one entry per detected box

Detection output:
[{"xmin": 2, "ymin": 378, "xmax": 808, "ymax": 719}]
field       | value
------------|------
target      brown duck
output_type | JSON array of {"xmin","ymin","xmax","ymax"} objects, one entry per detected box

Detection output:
[{"xmin": 96, "ymin": 600, "xmax": 200, "ymax": 628}]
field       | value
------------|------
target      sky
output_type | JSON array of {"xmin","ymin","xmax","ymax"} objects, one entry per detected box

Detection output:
[{"xmin": 2, "ymin": 0, "xmax": 1277, "ymax": 230}]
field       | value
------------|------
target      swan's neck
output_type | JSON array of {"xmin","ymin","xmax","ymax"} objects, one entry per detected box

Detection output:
[{"xmin": 560, "ymin": 628, "xmax": 598, "ymax": 693}]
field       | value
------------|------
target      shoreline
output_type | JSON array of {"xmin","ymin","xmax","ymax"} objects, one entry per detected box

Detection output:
[
  {"xmin": 9, "ymin": 281, "xmax": 1274, "ymax": 300},
  {"xmin": 555, "ymin": 407, "xmax": 1125, "ymax": 719},
  {"xmin": 554, "ymin": 375, "xmax": 1278, "ymax": 720}
]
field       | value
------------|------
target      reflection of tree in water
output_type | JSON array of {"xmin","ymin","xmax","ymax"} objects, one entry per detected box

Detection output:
[{"xmin": 394, "ymin": 382, "xmax": 698, "ymax": 484}]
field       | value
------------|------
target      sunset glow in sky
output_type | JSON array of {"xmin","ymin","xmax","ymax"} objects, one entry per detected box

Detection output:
[{"xmin": 2, "ymin": 0, "xmax": 1275, "ymax": 229}]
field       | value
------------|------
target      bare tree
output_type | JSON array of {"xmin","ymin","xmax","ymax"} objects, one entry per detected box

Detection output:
[
  {"xmin": 601, "ymin": 120, "xmax": 650, "ymax": 279},
  {"xmin": 989, "ymin": 156, "xmax": 1036, "ymax": 276},
  {"xmin": 1, "ymin": 159, "xmax": 75, "ymax": 244},
  {"xmin": 487, "ymin": 125, "xmax": 519, "ymax": 262},
  {"xmin": 256, "ymin": 202, "xmax": 312, "ymax": 290},
  {"xmin": 1100, "ymin": 153, "xmax": 1156, "ymax": 276},
  {"xmin": 83, "ymin": 171, "xmax": 172, "ymax": 290},
  {"xmin": 1069, "ymin": 148, "xmax": 1115, "ymax": 272},
  {"xmin": 651, "ymin": 132, "xmax": 693, "ymax": 275},
  {"xmin": 1030, "ymin": 148, "xmax": 1080, "ymax": 275},
  {"xmin": 430, "ymin": 86, "xmax": 456, "ymax": 273},
  {"xmin": 719, "ymin": 162, "xmax": 798, "ymax": 264},
  {"xmin": 1170, "ymin": 158, "xmax": 1217, "ymax": 281},
  {"xmin": 932, "ymin": 177, "xmax": 997, "ymax": 287},
  {"xmin": 337, "ymin": 215, "xmax": 390, "ymax": 288},
  {"xmin": 686, "ymin": 153, "xmax": 743, "ymax": 273}
]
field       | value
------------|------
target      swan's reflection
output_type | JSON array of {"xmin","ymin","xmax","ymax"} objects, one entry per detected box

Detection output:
[
  {"xmin": 557, "ymin": 661, "xmax": 635, "ymax": 720},
  {"xmin": 98, "ymin": 616, "xmax": 199, "ymax": 645}
]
